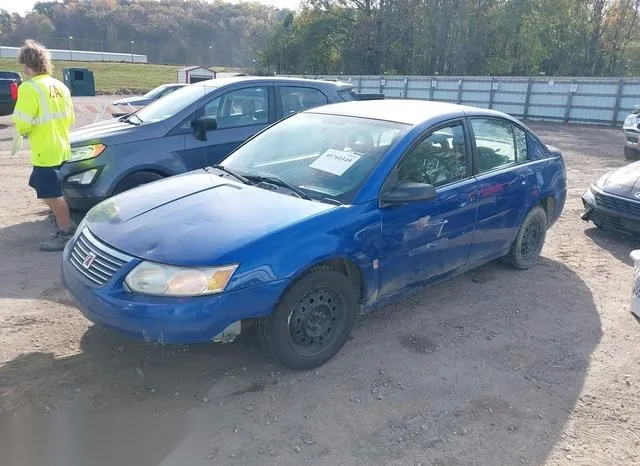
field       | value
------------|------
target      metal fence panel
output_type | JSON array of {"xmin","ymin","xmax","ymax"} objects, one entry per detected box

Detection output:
[
  {"xmin": 407, "ymin": 88, "xmax": 430, "ymax": 99},
  {"xmin": 302, "ymin": 74, "xmax": 640, "ymax": 126}
]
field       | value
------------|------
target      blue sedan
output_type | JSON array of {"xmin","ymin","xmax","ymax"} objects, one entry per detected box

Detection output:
[{"xmin": 62, "ymin": 99, "xmax": 567, "ymax": 370}]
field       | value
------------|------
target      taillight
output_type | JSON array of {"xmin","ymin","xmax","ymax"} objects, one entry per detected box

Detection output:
[{"xmin": 10, "ymin": 82, "xmax": 18, "ymax": 100}]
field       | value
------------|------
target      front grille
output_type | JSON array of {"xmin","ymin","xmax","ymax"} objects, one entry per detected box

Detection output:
[
  {"xmin": 69, "ymin": 229, "xmax": 132, "ymax": 287},
  {"xmin": 591, "ymin": 210, "xmax": 640, "ymax": 236},
  {"xmin": 594, "ymin": 192, "xmax": 640, "ymax": 217}
]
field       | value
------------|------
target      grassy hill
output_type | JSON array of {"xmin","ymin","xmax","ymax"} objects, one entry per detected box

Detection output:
[{"xmin": 0, "ymin": 59, "xmax": 230, "ymax": 93}]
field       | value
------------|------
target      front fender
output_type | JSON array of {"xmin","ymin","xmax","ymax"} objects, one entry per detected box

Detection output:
[{"xmin": 225, "ymin": 202, "xmax": 383, "ymax": 307}]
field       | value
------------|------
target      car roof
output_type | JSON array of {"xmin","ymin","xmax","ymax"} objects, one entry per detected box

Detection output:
[
  {"xmin": 196, "ymin": 76, "xmax": 353, "ymax": 89},
  {"xmin": 305, "ymin": 99, "xmax": 518, "ymax": 126}
]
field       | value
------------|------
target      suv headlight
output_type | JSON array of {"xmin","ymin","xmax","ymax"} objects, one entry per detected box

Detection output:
[
  {"xmin": 68, "ymin": 144, "xmax": 106, "ymax": 162},
  {"xmin": 624, "ymin": 114, "xmax": 639, "ymax": 129},
  {"xmin": 124, "ymin": 261, "xmax": 238, "ymax": 297}
]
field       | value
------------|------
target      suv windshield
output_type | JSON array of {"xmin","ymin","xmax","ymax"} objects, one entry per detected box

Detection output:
[
  {"xmin": 220, "ymin": 112, "xmax": 410, "ymax": 203},
  {"xmin": 135, "ymin": 84, "xmax": 217, "ymax": 124}
]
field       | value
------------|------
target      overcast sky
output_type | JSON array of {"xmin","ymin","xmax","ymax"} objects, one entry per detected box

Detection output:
[{"xmin": 0, "ymin": 0, "xmax": 301, "ymax": 17}]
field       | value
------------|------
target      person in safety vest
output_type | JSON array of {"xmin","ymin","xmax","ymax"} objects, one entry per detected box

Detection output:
[{"xmin": 12, "ymin": 40, "xmax": 76, "ymax": 251}]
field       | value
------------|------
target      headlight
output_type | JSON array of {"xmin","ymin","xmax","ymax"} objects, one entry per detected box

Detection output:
[
  {"xmin": 124, "ymin": 261, "xmax": 238, "ymax": 297},
  {"xmin": 624, "ymin": 114, "xmax": 639, "ymax": 129},
  {"xmin": 68, "ymin": 144, "xmax": 106, "ymax": 162},
  {"xmin": 66, "ymin": 168, "xmax": 98, "ymax": 185}
]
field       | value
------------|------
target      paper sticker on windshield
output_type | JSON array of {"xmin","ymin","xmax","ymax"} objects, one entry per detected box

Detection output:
[{"xmin": 309, "ymin": 149, "xmax": 361, "ymax": 176}]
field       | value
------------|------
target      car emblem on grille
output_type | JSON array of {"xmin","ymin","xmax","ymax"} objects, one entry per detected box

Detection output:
[
  {"xmin": 82, "ymin": 252, "xmax": 96, "ymax": 269},
  {"xmin": 635, "ymin": 192, "xmax": 640, "ymax": 200}
]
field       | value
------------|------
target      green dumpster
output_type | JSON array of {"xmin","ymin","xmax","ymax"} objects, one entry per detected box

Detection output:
[{"xmin": 63, "ymin": 68, "xmax": 96, "ymax": 96}]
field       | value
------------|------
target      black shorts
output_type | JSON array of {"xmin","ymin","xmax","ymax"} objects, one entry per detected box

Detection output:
[{"xmin": 28, "ymin": 165, "xmax": 63, "ymax": 199}]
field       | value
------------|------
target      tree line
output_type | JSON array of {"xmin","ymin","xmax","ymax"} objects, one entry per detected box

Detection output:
[
  {"xmin": 0, "ymin": 0, "xmax": 283, "ymax": 68},
  {"xmin": 262, "ymin": 0, "xmax": 640, "ymax": 76},
  {"xmin": 2, "ymin": 0, "xmax": 639, "ymax": 76}
]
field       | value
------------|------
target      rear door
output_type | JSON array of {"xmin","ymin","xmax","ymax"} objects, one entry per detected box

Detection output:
[
  {"xmin": 466, "ymin": 116, "xmax": 535, "ymax": 263},
  {"xmin": 181, "ymin": 84, "xmax": 276, "ymax": 168}
]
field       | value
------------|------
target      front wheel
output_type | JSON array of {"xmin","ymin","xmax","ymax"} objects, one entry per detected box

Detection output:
[
  {"xmin": 257, "ymin": 267, "xmax": 359, "ymax": 370},
  {"xmin": 503, "ymin": 206, "xmax": 548, "ymax": 270}
]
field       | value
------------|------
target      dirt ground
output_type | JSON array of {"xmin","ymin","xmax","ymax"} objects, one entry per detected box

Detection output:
[{"xmin": 0, "ymin": 105, "xmax": 639, "ymax": 466}]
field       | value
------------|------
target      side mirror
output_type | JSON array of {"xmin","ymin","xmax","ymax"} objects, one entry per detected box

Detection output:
[
  {"xmin": 192, "ymin": 116, "xmax": 217, "ymax": 141},
  {"xmin": 381, "ymin": 182, "xmax": 437, "ymax": 206}
]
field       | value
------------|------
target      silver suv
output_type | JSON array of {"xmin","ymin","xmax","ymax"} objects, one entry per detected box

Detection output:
[{"xmin": 624, "ymin": 106, "xmax": 640, "ymax": 160}]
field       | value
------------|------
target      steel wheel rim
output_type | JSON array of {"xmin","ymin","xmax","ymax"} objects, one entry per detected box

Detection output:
[
  {"xmin": 288, "ymin": 287, "xmax": 346, "ymax": 357},
  {"xmin": 521, "ymin": 217, "xmax": 543, "ymax": 261}
]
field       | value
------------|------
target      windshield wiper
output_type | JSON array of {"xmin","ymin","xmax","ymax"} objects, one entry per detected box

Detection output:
[
  {"xmin": 123, "ymin": 114, "xmax": 142, "ymax": 126},
  {"xmin": 244, "ymin": 174, "xmax": 313, "ymax": 201},
  {"xmin": 322, "ymin": 197, "xmax": 343, "ymax": 205},
  {"xmin": 207, "ymin": 165, "xmax": 250, "ymax": 184}
]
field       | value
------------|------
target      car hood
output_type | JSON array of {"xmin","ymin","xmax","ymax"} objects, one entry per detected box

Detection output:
[
  {"xmin": 70, "ymin": 118, "xmax": 156, "ymax": 146},
  {"xmin": 600, "ymin": 161, "xmax": 640, "ymax": 198},
  {"xmin": 84, "ymin": 170, "xmax": 335, "ymax": 266}
]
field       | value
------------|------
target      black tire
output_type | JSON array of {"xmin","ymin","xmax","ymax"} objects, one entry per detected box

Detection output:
[
  {"xmin": 503, "ymin": 206, "xmax": 548, "ymax": 270},
  {"xmin": 624, "ymin": 146, "xmax": 640, "ymax": 161},
  {"xmin": 113, "ymin": 171, "xmax": 165, "ymax": 195},
  {"xmin": 257, "ymin": 266, "xmax": 359, "ymax": 370}
]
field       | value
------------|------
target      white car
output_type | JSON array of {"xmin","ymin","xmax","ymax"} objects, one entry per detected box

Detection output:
[{"xmin": 624, "ymin": 106, "xmax": 640, "ymax": 160}]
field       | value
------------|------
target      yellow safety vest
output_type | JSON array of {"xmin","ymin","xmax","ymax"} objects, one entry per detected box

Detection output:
[{"xmin": 12, "ymin": 74, "xmax": 75, "ymax": 167}]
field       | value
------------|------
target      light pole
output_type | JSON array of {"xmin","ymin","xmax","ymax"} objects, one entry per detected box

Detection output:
[
  {"xmin": 130, "ymin": 40, "xmax": 135, "ymax": 63},
  {"xmin": 68, "ymin": 36, "xmax": 73, "ymax": 61},
  {"xmin": 209, "ymin": 45, "xmax": 213, "ymax": 68}
]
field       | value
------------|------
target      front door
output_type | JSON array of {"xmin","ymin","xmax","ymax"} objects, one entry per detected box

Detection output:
[
  {"xmin": 183, "ymin": 85, "xmax": 275, "ymax": 168},
  {"xmin": 379, "ymin": 120, "xmax": 478, "ymax": 297},
  {"xmin": 467, "ymin": 117, "xmax": 534, "ymax": 263}
]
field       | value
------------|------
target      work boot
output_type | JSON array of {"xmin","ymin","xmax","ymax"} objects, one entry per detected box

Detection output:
[
  {"xmin": 40, "ymin": 223, "xmax": 77, "ymax": 252},
  {"xmin": 47, "ymin": 214, "xmax": 59, "ymax": 239}
]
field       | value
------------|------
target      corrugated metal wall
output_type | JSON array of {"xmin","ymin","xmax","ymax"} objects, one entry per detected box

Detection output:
[{"xmin": 292, "ymin": 75, "xmax": 640, "ymax": 126}]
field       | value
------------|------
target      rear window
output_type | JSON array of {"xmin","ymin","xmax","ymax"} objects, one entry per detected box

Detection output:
[{"xmin": 338, "ymin": 89, "xmax": 357, "ymax": 102}]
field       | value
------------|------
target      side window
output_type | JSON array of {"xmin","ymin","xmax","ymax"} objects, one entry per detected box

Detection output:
[
  {"xmin": 397, "ymin": 122, "xmax": 468, "ymax": 187},
  {"xmin": 514, "ymin": 126, "xmax": 528, "ymax": 161},
  {"xmin": 204, "ymin": 87, "xmax": 269, "ymax": 129},
  {"xmin": 470, "ymin": 118, "xmax": 516, "ymax": 173},
  {"xmin": 527, "ymin": 133, "xmax": 547, "ymax": 160},
  {"xmin": 280, "ymin": 86, "xmax": 328, "ymax": 115}
]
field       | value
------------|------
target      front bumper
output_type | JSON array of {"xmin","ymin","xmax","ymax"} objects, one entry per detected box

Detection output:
[
  {"xmin": 61, "ymin": 232, "xmax": 288, "ymax": 344},
  {"xmin": 581, "ymin": 186, "xmax": 640, "ymax": 236},
  {"xmin": 625, "ymin": 130, "xmax": 640, "ymax": 159},
  {"xmin": 62, "ymin": 187, "xmax": 105, "ymax": 212}
]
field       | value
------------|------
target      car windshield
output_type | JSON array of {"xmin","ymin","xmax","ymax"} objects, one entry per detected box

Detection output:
[
  {"xmin": 143, "ymin": 85, "xmax": 172, "ymax": 98},
  {"xmin": 220, "ymin": 112, "xmax": 411, "ymax": 203},
  {"xmin": 135, "ymin": 84, "xmax": 217, "ymax": 124}
]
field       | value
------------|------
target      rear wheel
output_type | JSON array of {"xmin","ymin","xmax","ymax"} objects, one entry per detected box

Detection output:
[
  {"xmin": 503, "ymin": 206, "xmax": 548, "ymax": 270},
  {"xmin": 257, "ymin": 267, "xmax": 359, "ymax": 370},
  {"xmin": 113, "ymin": 171, "xmax": 165, "ymax": 195}
]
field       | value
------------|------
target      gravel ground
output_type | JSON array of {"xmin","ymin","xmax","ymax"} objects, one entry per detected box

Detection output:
[{"xmin": 0, "ymin": 104, "xmax": 639, "ymax": 466}]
